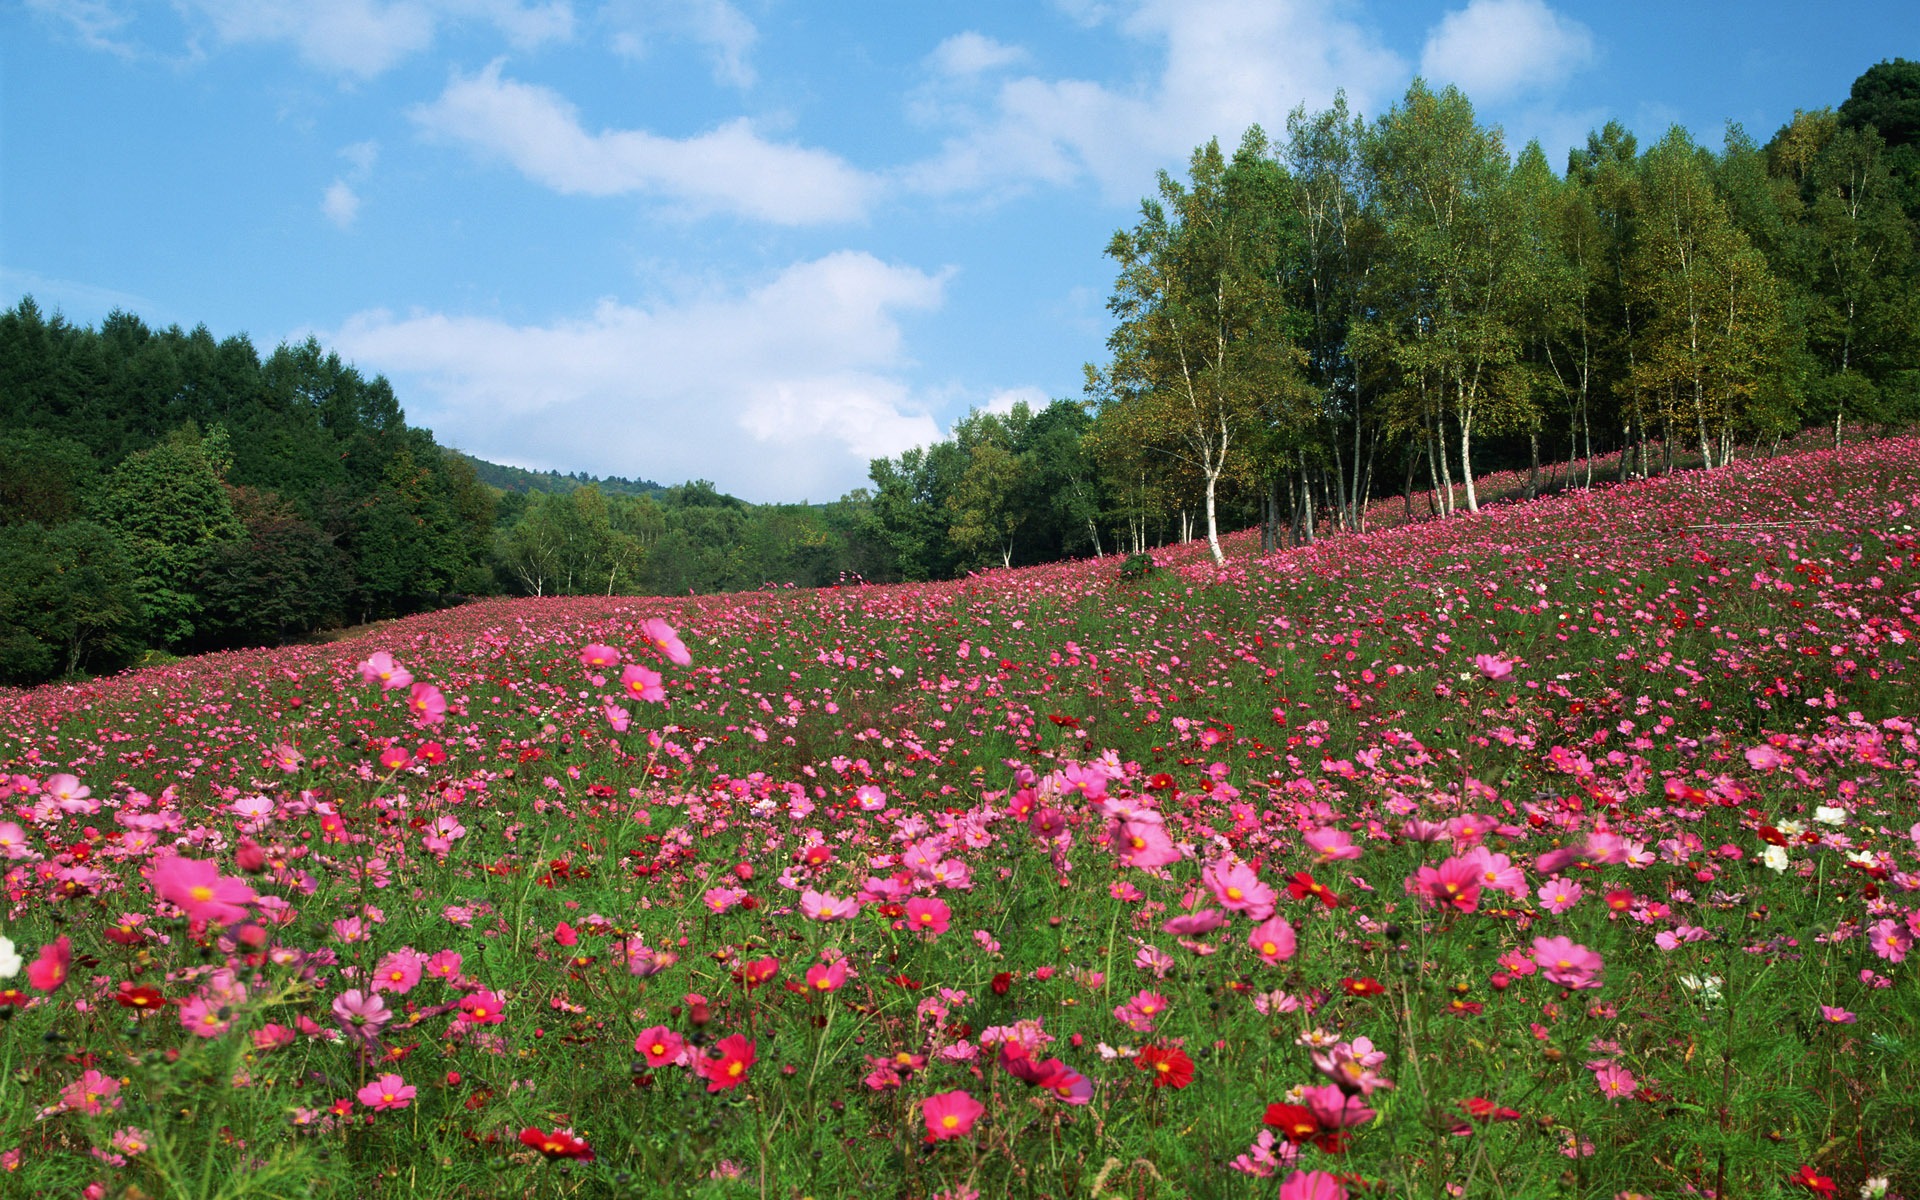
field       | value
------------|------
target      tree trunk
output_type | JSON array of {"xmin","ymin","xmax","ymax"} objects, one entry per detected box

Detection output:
[{"xmin": 1203, "ymin": 469, "xmax": 1224, "ymax": 566}]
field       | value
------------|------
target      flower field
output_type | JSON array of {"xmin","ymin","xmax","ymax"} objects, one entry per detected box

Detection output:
[{"xmin": 2, "ymin": 437, "xmax": 1919, "ymax": 1200}]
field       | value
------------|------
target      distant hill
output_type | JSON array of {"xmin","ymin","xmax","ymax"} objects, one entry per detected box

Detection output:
[{"xmin": 460, "ymin": 454, "xmax": 665, "ymax": 499}]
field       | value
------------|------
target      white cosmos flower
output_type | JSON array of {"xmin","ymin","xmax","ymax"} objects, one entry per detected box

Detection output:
[
  {"xmin": 0, "ymin": 935, "xmax": 20, "ymax": 980},
  {"xmin": 1760, "ymin": 844, "xmax": 1791, "ymax": 872}
]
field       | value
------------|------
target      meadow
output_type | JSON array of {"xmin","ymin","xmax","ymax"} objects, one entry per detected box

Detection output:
[{"xmin": 1, "ymin": 437, "xmax": 1917, "ymax": 1200}]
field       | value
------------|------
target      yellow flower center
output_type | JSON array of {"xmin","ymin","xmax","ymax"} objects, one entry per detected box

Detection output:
[
  {"xmin": 189, "ymin": 885, "xmax": 214, "ymax": 903},
  {"xmin": 941, "ymin": 1114, "xmax": 959, "ymax": 1129},
  {"xmin": 1226, "ymin": 887, "xmax": 1243, "ymax": 900}
]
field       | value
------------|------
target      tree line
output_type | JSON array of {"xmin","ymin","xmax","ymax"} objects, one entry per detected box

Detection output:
[{"xmin": 867, "ymin": 59, "xmax": 1920, "ymax": 566}]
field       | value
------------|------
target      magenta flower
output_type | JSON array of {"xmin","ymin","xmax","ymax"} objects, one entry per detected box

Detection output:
[
  {"xmin": 406, "ymin": 682, "xmax": 446, "ymax": 726},
  {"xmin": 577, "ymin": 643, "xmax": 622, "ymax": 669},
  {"xmin": 61, "ymin": 1069, "xmax": 122, "ymax": 1115},
  {"xmin": 356, "ymin": 651, "xmax": 412, "ymax": 691},
  {"xmin": 1533, "ymin": 936, "xmax": 1604, "ymax": 989},
  {"xmin": 1472, "ymin": 654, "xmax": 1515, "ymax": 681},
  {"xmin": 633, "ymin": 1025, "xmax": 686, "ymax": 1067},
  {"xmin": 357, "ymin": 1073, "xmax": 415, "ymax": 1111},
  {"xmin": 903, "ymin": 896, "xmax": 952, "ymax": 936},
  {"xmin": 1591, "ymin": 1062, "xmax": 1637, "ymax": 1101},
  {"xmin": 1246, "ymin": 915, "xmax": 1297, "ymax": 965},
  {"xmin": 1817, "ymin": 1005, "xmax": 1857, "ymax": 1024},
  {"xmin": 370, "ymin": 949, "xmax": 425, "ymax": 995},
  {"xmin": 1277, "ymin": 1170, "xmax": 1348, "ymax": 1200},
  {"xmin": 638, "ymin": 618, "xmax": 693, "ymax": 667},
  {"xmin": 922, "ymin": 1089, "xmax": 985, "ymax": 1141},
  {"xmin": 1203, "ymin": 859, "xmax": 1277, "ymax": 919},
  {"xmin": 1412, "ymin": 855, "xmax": 1482, "ymax": 913},
  {"xmin": 151, "ymin": 856, "xmax": 255, "ymax": 927},
  {"xmin": 1116, "ymin": 819, "xmax": 1180, "ymax": 869},
  {"xmin": 620, "ymin": 664, "xmax": 666, "ymax": 703},
  {"xmin": 331, "ymin": 989, "xmax": 392, "ymax": 1041},
  {"xmin": 1536, "ymin": 878, "xmax": 1584, "ymax": 914}
]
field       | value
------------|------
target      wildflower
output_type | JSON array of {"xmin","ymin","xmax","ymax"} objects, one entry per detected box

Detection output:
[
  {"xmin": 1278, "ymin": 1171, "xmax": 1348, "ymax": 1200},
  {"xmin": 1311, "ymin": 1044, "xmax": 1394, "ymax": 1096},
  {"xmin": 921, "ymin": 1089, "xmax": 985, "ymax": 1141},
  {"xmin": 1302, "ymin": 828, "xmax": 1361, "ymax": 862},
  {"xmin": 1412, "ymin": 855, "xmax": 1482, "ymax": 913},
  {"xmin": 332, "ymin": 989, "xmax": 392, "ymax": 1040},
  {"xmin": 1203, "ymin": 859, "xmax": 1277, "ymax": 919},
  {"xmin": 356, "ymin": 1073, "xmax": 415, "ymax": 1111},
  {"xmin": 356, "ymin": 651, "xmax": 412, "ymax": 691},
  {"xmin": 633, "ymin": 1025, "xmax": 686, "ymax": 1067},
  {"xmin": 370, "ymin": 949, "xmax": 425, "ymax": 995},
  {"xmin": 1532, "ymin": 936, "xmax": 1604, "ymax": 989},
  {"xmin": 1789, "ymin": 1165, "xmax": 1837, "ymax": 1196},
  {"xmin": 805, "ymin": 959, "xmax": 848, "ymax": 993},
  {"xmin": 1287, "ymin": 872, "xmax": 1341, "ymax": 908},
  {"xmin": 1473, "ymin": 654, "xmax": 1515, "ymax": 681},
  {"xmin": 1135, "ymin": 1045, "xmax": 1194, "ymax": 1089},
  {"xmin": 520, "ymin": 1127, "xmax": 595, "ymax": 1161},
  {"xmin": 0, "ymin": 936, "xmax": 19, "ymax": 979},
  {"xmin": 456, "ymin": 990, "xmax": 506, "ymax": 1026},
  {"xmin": 61, "ymin": 1070, "xmax": 122, "ymax": 1115},
  {"xmin": 406, "ymin": 683, "xmax": 446, "ymax": 726},
  {"xmin": 620, "ymin": 665, "xmax": 665, "ymax": 703},
  {"xmin": 1340, "ymin": 976, "xmax": 1385, "ymax": 997},
  {"xmin": 1247, "ymin": 916, "xmax": 1297, "ymax": 965},
  {"xmin": 696, "ymin": 1034, "xmax": 756, "ymax": 1092},
  {"xmin": 577, "ymin": 643, "xmax": 621, "ymax": 669},
  {"xmin": 1817, "ymin": 1005, "xmax": 1857, "ymax": 1024},
  {"xmin": 1116, "ymin": 820, "xmax": 1180, "ymax": 869},
  {"xmin": 1537, "ymin": 878, "xmax": 1583, "ymax": 913},
  {"xmin": 151, "ymin": 856, "xmax": 256, "ymax": 927},
  {"xmin": 26, "ymin": 936, "xmax": 70, "ymax": 992},
  {"xmin": 638, "ymin": 618, "xmax": 692, "ymax": 667},
  {"xmin": 799, "ymin": 889, "xmax": 859, "ymax": 921},
  {"xmin": 903, "ymin": 897, "xmax": 951, "ymax": 937},
  {"xmin": 1591, "ymin": 1062, "xmax": 1636, "ymax": 1101}
]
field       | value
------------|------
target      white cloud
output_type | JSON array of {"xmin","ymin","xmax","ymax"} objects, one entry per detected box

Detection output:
[
  {"xmin": 1419, "ymin": 0, "xmax": 1595, "ymax": 103},
  {"xmin": 604, "ymin": 0, "xmax": 758, "ymax": 88},
  {"xmin": 907, "ymin": 0, "xmax": 1406, "ymax": 204},
  {"xmin": 980, "ymin": 386, "xmax": 1050, "ymax": 417},
  {"xmin": 928, "ymin": 32, "xmax": 1028, "ymax": 78},
  {"xmin": 411, "ymin": 61, "xmax": 876, "ymax": 224},
  {"xmin": 175, "ymin": 0, "xmax": 573, "ymax": 78},
  {"xmin": 322, "ymin": 181, "xmax": 362, "ymax": 228},
  {"xmin": 328, "ymin": 252, "xmax": 950, "ymax": 502},
  {"xmin": 24, "ymin": 0, "xmax": 143, "ymax": 58}
]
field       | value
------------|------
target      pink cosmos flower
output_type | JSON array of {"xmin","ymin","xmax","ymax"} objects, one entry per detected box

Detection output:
[
  {"xmin": 1311, "ymin": 1043, "xmax": 1394, "ymax": 1096},
  {"xmin": 922, "ymin": 1090, "xmax": 985, "ymax": 1141},
  {"xmin": 179, "ymin": 994, "xmax": 233, "ymax": 1038},
  {"xmin": 356, "ymin": 651, "xmax": 412, "ymax": 691},
  {"xmin": 61, "ymin": 1069, "xmax": 122, "ymax": 1115},
  {"xmin": 1412, "ymin": 855, "xmax": 1482, "ymax": 913},
  {"xmin": 620, "ymin": 665, "xmax": 666, "ymax": 703},
  {"xmin": 1465, "ymin": 847, "xmax": 1528, "ymax": 899},
  {"xmin": 903, "ymin": 897, "xmax": 951, "ymax": 937},
  {"xmin": 152, "ymin": 856, "xmax": 256, "ymax": 927},
  {"xmin": 1162, "ymin": 908, "xmax": 1226, "ymax": 936},
  {"xmin": 1537, "ymin": 878, "xmax": 1584, "ymax": 914},
  {"xmin": 407, "ymin": 683, "xmax": 446, "ymax": 727},
  {"xmin": 357, "ymin": 1073, "xmax": 415, "ymax": 1111},
  {"xmin": 425, "ymin": 950, "xmax": 463, "ymax": 982},
  {"xmin": 1744, "ymin": 744, "xmax": 1787, "ymax": 771},
  {"xmin": 370, "ymin": 949, "xmax": 425, "ymax": 995},
  {"xmin": 1203, "ymin": 859, "xmax": 1277, "ymax": 919},
  {"xmin": 1591, "ymin": 1062, "xmax": 1637, "ymax": 1101},
  {"xmin": 1116, "ymin": 819, "xmax": 1180, "ymax": 869},
  {"xmin": 1473, "ymin": 654, "xmax": 1515, "ymax": 681},
  {"xmin": 1302, "ymin": 828, "xmax": 1361, "ymax": 862},
  {"xmin": 1868, "ymin": 918, "xmax": 1912, "ymax": 963},
  {"xmin": 457, "ymin": 990, "xmax": 507, "ymax": 1025},
  {"xmin": 805, "ymin": 959, "xmax": 849, "ymax": 993},
  {"xmin": 633, "ymin": 1025, "xmax": 686, "ymax": 1067},
  {"xmin": 1247, "ymin": 916, "xmax": 1298, "ymax": 965},
  {"xmin": 1278, "ymin": 1170, "xmax": 1348, "ymax": 1200},
  {"xmin": 1817, "ymin": 1005, "xmax": 1857, "ymax": 1024},
  {"xmin": 578, "ymin": 643, "xmax": 622, "ymax": 669},
  {"xmin": 799, "ymin": 889, "xmax": 859, "ymax": 921},
  {"xmin": 332, "ymin": 989, "xmax": 392, "ymax": 1041},
  {"xmin": 638, "ymin": 618, "xmax": 693, "ymax": 667},
  {"xmin": 26, "ymin": 935, "xmax": 72, "ymax": 992},
  {"xmin": 603, "ymin": 702, "xmax": 631, "ymax": 732},
  {"xmin": 1533, "ymin": 936, "xmax": 1604, "ymax": 989}
]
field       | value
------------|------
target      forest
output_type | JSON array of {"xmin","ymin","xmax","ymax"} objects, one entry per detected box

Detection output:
[{"xmin": 2, "ymin": 59, "xmax": 1915, "ymax": 686}]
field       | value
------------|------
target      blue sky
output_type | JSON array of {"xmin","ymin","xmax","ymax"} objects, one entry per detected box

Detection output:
[{"xmin": 5, "ymin": 0, "xmax": 1914, "ymax": 502}]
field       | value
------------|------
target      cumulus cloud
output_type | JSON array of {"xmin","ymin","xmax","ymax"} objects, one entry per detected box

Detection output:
[
  {"xmin": 604, "ymin": 0, "xmax": 758, "ymax": 88},
  {"xmin": 906, "ymin": 0, "xmax": 1406, "ymax": 203},
  {"xmin": 411, "ymin": 61, "xmax": 876, "ymax": 224},
  {"xmin": 928, "ymin": 32, "xmax": 1028, "ymax": 78},
  {"xmin": 1419, "ymin": 0, "xmax": 1595, "ymax": 103},
  {"xmin": 329, "ymin": 252, "xmax": 951, "ymax": 502},
  {"xmin": 322, "ymin": 181, "xmax": 362, "ymax": 228}
]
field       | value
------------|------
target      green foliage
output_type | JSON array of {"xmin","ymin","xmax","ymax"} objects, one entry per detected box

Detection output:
[
  {"xmin": 197, "ymin": 487, "xmax": 353, "ymax": 644},
  {"xmin": 0, "ymin": 519, "xmax": 145, "ymax": 683},
  {"xmin": 88, "ymin": 428, "xmax": 245, "ymax": 647},
  {"xmin": 0, "ymin": 427, "xmax": 96, "ymax": 527}
]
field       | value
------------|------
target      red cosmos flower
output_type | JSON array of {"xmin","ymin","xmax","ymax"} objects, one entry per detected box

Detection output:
[
  {"xmin": 1789, "ymin": 1165, "xmax": 1837, "ymax": 1196},
  {"xmin": 1135, "ymin": 1045, "xmax": 1194, "ymax": 1089},
  {"xmin": 990, "ymin": 971, "xmax": 1014, "ymax": 995},
  {"xmin": 1460, "ymin": 1097, "xmax": 1522, "ymax": 1122},
  {"xmin": 696, "ymin": 1034, "xmax": 757, "ymax": 1092},
  {"xmin": 1264, "ymin": 1103, "xmax": 1322, "ymax": 1144},
  {"xmin": 732, "ymin": 956, "xmax": 779, "ymax": 990},
  {"xmin": 1341, "ymin": 977, "xmax": 1386, "ymax": 997},
  {"xmin": 1146, "ymin": 773, "xmax": 1176, "ymax": 791},
  {"xmin": 519, "ymin": 1127, "xmax": 595, "ymax": 1161},
  {"xmin": 1288, "ymin": 872, "xmax": 1342, "ymax": 908},
  {"xmin": 116, "ymin": 985, "xmax": 166, "ymax": 1012}
]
